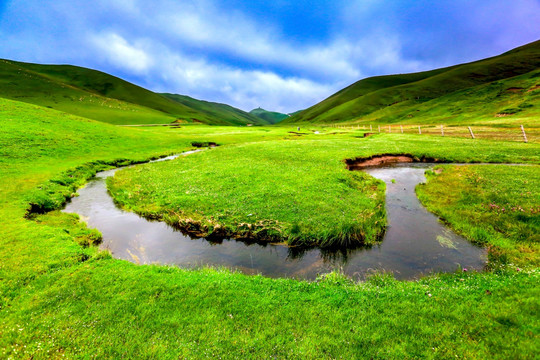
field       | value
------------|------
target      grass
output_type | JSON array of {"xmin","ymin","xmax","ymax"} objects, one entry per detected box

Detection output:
[
  {"xmin": 287, "ymin": 39, "xmax": 540, "ymax": 126},
  {"xmin": 107, "ymin": 141, "xmax": 386, "ymax": 247},
  {"xmin": 417, "ymin": 165, "xmax": 540, "ymax": 267},
  {"xmin": 1, "ymin": 96, "xmax": 539, "ymax": 358},
  {"xmin": 108, "ymin": 135, "xmax": 540, "ymax": 248}
]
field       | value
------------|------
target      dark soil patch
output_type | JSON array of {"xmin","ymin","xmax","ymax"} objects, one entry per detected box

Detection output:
[
  {"xmin": 527, "ymin": 84, "xmax": 540, "ymax": 92},
  {"xmin": 505, "ymin": 87, "xmax": 524, "ymax": 93},
  {"xmin": 345, "ymin": 154, "xmax": 446, "ymax": 170},
  {"xmin": 191, "ymin": 141, "xmax": 218, "ymax": 148},
  {"xmin": 353, "ymin": 133, "xmax": 375, "ymax": 139}
]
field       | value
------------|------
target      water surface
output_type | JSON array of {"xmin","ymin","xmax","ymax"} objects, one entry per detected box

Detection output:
[{"xmin": 63, "ymin": 157, "xmax": 486, "ymax": 280}]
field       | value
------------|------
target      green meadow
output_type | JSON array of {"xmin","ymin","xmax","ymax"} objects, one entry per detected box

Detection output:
[
  {"xmin": 1, "ymin": 95, "xmax": 540, "ymax": 358},
  {"xmin": 108, "ymin": 134, "xmax": 539, "ymax": 248},
  {"xmin": 417, "ymin": 165, "xmax": 540, "ymax": 267}
]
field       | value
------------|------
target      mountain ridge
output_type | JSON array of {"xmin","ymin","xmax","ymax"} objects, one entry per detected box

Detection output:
[
  {"xmin": 249, "ymin": 107, "xmax": 289, "ymax": 124},
  {"xmin": 284, "ymin": 39, "xmax": 540, "ymax": 125},
  {"xmin": 0, "ymin": 59, "xmax": 265, "ymax": 125}
]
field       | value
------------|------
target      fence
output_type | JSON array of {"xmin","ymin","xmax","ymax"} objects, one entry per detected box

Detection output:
[{"xmin": 324, "ymin": 124, "xmax": 539, "ymax": 143}]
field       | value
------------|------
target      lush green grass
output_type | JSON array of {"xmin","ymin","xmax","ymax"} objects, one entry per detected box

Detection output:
[
  {"xmin": 249, "ymin": 107, "xmax": 290, "ymax": 124},
  {"xmin": 1, "ymin": 97, "xmax": 539, "ymax": 358},
  {"xmin": 0, "ymin": 59, "xmax": 266, "ymax": 125},
  {"xmin": 108, "ymin": 133, "xmax": 540, "ymax": 248},
  {"xmin": 107, "ymin": 141, "xmax": 386, "ymax": 247},
  {"xmin": 3, "ymin": 260, "xmax": 538, "ymax": 359},
  {"xmin": 417, "ymin": 165, "xmax": 540, "ymax": 267},
  {"xmin": 287, "ymin": 39, "xmax": 540, "ymax": 126}
]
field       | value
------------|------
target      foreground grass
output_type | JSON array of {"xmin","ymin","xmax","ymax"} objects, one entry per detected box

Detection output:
[
  {"xmin": 1, "ymin": 97, "xmax": 539, "ymax": 358},
  {"xmin": 417, "ymin": 165, "xmax": 540, "ymax": 267},
  {"xmin": 2, "ymin": 261, "xmax": 538, "ymax": 359}
]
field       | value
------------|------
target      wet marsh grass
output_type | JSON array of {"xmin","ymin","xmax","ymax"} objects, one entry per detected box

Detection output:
[
  {"xmin": 108, "ymin": 142, "xmax": 387, "ymax": 247},
  {"xmin": 109, "ymin": 135, "xmax": 540, "ymax": 248},
  {"xmin": 417, "ymin": 164, "xmax": 540, "ymax": 267}
]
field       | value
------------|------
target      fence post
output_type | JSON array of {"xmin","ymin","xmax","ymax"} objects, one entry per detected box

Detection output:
[
  {"xmin": 418, "ymin": 126, "xmax": 421, "ymax": 134},
  {"xmin": 468, "ymin": 126, "xmax": 475, "ymax": 139},
  {"xmin": 370, "ymin": 124, "xmax": 372, "ymax": 132},
  {"xmin": 521, "ymin": 125, "xmax": 528, "ymax": 143},
  {"xmin": 441, "ymin": 125, "xmax": 444, "ymax": 137},
  {"xmin": 388, "ymin": 125, "xmax": 391, "ymax": 133},
  {"xmin": 378, "ymin": 125, "xmax": 381, "ymax": 133},
  {"xmin": 400, "ymin": 125, "xmax": 403, "ymax": 134}
]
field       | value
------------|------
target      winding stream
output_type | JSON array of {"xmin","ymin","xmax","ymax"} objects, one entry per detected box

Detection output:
[{"xmin": 63, "ymin": 154, "xmax": 486, "ymax": 280}]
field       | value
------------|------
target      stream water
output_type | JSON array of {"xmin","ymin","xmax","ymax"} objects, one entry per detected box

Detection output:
[{"xmin": 63, "ymin": 155, "xmax": 486, "ymax": 280}]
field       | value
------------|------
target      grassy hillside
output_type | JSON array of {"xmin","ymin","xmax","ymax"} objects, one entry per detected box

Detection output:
[
  {"xmin": 0, "ymin": 59, "xmax": 260, "ymax": 125},
  {"xmin": 161, "ymin": 93, "xmax": 267, "ymax": 125},
  {"xmin": 287, "ymin": 40, "xmax": 540, "ymax": 125},
  {"xmin": 249, "ymin": 107, "xmax": 289, "ymax": 124}
]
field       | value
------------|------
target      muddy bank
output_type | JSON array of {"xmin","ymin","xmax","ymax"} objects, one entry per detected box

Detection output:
[
  {"xmin": 131, "ymin": 209, "xmax": 287, "ymax": 245},
  {"xmin": 345, "ymin": 154, "xmax": 447, "ymax": 170},
  {"xmin": 191, "ymin": 141, "xmax": 218, "ymax": 148}
]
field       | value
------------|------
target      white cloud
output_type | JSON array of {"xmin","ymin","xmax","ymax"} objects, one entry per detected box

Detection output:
[
  {"xmin": 90, "ymin": 32, "xmax": 153, "ymax": 74},
  {"xmin": 149, "ymin": 46, "xmax": 336, "ymax": 113},
  {"xmin": 82, "ymin": 0, "xmax": 436, "ymax": 112},
  {"xmin": 347, "ymin": 33, "xmax": 428, "ymax": 74},
  {"xmin": 113, "ymin": 0, "xmax": 362, "ymax": 81}
]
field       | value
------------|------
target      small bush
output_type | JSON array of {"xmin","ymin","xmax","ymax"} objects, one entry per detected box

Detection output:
[{"xmin": 498, "ymin": 108, "xmax": 521, "ymax": 115}]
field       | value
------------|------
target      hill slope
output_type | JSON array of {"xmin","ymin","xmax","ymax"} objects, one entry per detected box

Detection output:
[
  {"xmin": 161, "ymin": 93, "xmax": 266, "ymax": 125},
  {"xmin": 286, "ymin": 40, "xmax": 540, "ymax": 126},
  {"xmin": 0, "ymin": 59, "xmax": 263, "ymax": 125},
  {"xmin": 249, "ymin": 108, "xmax": 289, "ymax": 124}
]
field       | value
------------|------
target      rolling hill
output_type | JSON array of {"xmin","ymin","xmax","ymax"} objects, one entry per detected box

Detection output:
[
  {"xmin": 161, "ymin": 93, "xmax": 266, "ymax": 126},
  {"xmin": 0, "ymin": 59, "xmax": 266, "ymax": 126},
  {"xmin": 249, "ymin": 107, "xmax": 289, "ymax": 124},
  {"xmin": 285, "ymin": 40, "xmax": 540, "ymax": 126}
]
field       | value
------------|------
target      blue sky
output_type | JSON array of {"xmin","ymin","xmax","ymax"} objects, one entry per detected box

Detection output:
[{"xmin": 1, "ymin": 0, "xmax": 539, "ymax": 113}]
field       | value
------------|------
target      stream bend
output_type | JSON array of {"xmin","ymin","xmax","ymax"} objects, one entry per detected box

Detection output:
[{"xmin": 63, "ymin": 155, "xmax": 487, "ymax": 280}]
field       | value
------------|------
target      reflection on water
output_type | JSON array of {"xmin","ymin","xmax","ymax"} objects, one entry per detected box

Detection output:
[{"xmin": 63, "ymin": 157, "xmax": 486, "ymax": 280}]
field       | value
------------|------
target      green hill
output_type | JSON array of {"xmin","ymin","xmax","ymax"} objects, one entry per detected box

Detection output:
[
  {"xmin": 249, "ymin": 107, "xmax": 289, "ymax": 124},
  {"xmin": 161, "ymin": 93, "xmax": 267, "ymax": 126},
  {"xmin": 0, "ymin": 59, "xmax": 262, "ymax": 125},
  {"xmin": 286, "ymin": 40, "xmax": 540, "ymax": 126}
]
